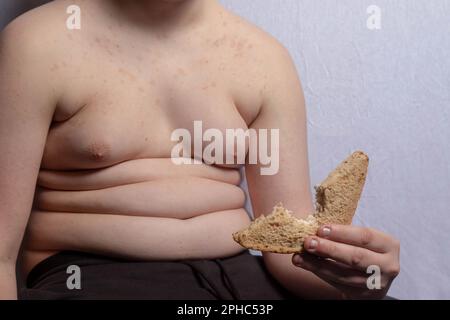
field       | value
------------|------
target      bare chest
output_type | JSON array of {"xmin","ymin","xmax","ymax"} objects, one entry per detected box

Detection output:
[{"xmin": 42, "ymin": 50, "xmax": 261, "ymax": 170}]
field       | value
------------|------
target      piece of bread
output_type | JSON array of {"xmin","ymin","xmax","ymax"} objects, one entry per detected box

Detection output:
[{"xmin": 232, "ymin": 151, "xmax": 369, "ymax": 253}]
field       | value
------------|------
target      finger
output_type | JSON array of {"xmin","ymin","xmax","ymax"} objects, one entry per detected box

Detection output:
[
  {"xmin": 292, "ymin": 253, "xmax": 369, "ymax": 288},
  {"xmin": 303, "ymin": 236, "xmax": 385, "ymax": 271},
  {"xmin": 316, "ymin": 225, "xmax": 392, "ymax": 253},
  {"xmin": 292, "ymin": 253, "xmax": 389, "ymax": 300}
]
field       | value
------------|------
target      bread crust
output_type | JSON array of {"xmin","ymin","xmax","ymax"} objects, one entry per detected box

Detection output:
[{"xmin": 232, "ymin": 151, "xmax": 369, "ymax": 253}]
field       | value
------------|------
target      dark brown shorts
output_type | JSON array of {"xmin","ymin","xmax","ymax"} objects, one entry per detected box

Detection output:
[{"xmin": 20, "ymin": 250, "xmax": 295, "ymax": 300}]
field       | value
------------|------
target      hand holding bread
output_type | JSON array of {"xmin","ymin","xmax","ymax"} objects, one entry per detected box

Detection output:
[{"xmin": 233, "ymin": 151, "xmax": 400, "ymax": 299}]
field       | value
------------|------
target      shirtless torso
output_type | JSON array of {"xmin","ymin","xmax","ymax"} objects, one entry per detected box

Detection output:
[
  {"xmin": 1, "ymin": 0, "xmax": 325, "ymax": 299},
  {"xmin": 15, "ymin": 0, "xmax": 276, "ymax": 275}
]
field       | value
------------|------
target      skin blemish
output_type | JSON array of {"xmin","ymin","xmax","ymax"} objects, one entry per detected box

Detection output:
[
  {"xmin": 94, "ymin": 37, "xmax": 115, "ymax": 56},
  {"xmin": 118, "ymin": 68, "xmax": 137, "ymax": 82},
  {"xmin": 50, "ymin": 64, "xmax": 59, "ymax": 72},
  {"xmin": 237, "ymin": 40, "xmax": 246, "ymax": 51},
  {"xmin": 213, "ymin": 35, "xmax": 227, "ymax": 47},
  {"xmin": 196, "ymin": 58, "xmax": 209, "ymax": 65}
]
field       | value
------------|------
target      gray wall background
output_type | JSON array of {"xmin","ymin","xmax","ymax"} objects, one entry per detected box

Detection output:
[{"xmin": 1, "ymin": 0, "xmax": 449, "ymax": 299}]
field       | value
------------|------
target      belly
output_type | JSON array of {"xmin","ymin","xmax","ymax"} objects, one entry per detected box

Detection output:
[{"xmin": 21, "ymin": 158, "xmax": 250, "ymax": 276}]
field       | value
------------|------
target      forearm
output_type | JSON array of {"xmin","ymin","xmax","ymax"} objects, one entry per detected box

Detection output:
[
  {"xmin": 263, "ymin": 252, "xmax": 343, "ymax": 299},
  {"xmin": 0, "ymin": 262, "xmax": 18, "ymax": 300}
]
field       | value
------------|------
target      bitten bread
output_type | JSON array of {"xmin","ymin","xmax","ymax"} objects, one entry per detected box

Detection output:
[{"xmin": 232, "ymin": 151, "xmax": 369, "ymax": 253}]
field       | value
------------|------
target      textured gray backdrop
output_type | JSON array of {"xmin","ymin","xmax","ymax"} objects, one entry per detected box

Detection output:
[{"xmin": 1, "ymin": 0, "xmax": 449, "ymax": 299}]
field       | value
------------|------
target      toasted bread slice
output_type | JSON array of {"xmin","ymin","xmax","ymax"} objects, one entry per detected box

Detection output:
[{"xmin": 232, "ymin": 151, "xmax": 369, "ymax": 253}]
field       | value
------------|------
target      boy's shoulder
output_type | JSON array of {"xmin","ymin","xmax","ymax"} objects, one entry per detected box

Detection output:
[
  {"xmin": 223, "ymin": 8, "xmax": 294, "ymax": 62},
  {"xmin": 1, "ymin": 0, "xmax": 83, "ymax": 58}
]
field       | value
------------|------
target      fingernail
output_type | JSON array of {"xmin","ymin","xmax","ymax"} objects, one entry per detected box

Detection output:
[
  {"xmin": 292, "ymin": 254, "xmax": 303, "ymax": 266},
  {"xmin": 307, "ymin": 238, "xmax": 318, "ymax": 250},
  {"xmin": 321, "ymin": 226, "xmax": 331, "ymax": 237}
]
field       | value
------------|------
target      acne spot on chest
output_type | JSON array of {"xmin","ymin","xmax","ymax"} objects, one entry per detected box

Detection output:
[
  {"xmin": 50, "ymin": 64, "xmax": 59, "ymax": 72},
  {"xmin": 213, "ymin": 35, "xmax": 227, "ymax": 48},
  {"xmin": 202, "ymin": 82, "xmax": 217, "ymax": 91},
  {"xmin": 118, "ymin": 68, "xmax": 137, "ymax": 82},
  {"xmin": 94, "ymin": 36, "xmax": 116, "ymax": 56}
]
